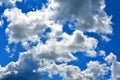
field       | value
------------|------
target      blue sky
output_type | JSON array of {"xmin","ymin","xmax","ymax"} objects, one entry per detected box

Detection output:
[
  {"xmin": 0, "ymin": 0, "xmax": 120, "ymax": 80},
  {"xmin": 105, "ymin": 0, "xmax": 120, "ymax": 60}
]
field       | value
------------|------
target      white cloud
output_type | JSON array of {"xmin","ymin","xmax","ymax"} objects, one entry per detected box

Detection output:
[
  {"xmin": 0, "ymin": 52, "xmax": 48, "ymax": 80},
  {"xmin": 105, "ymin": 52, "xmax": 117, "ymax": 64},
  {"xmin": 5, "ymin": 45, "xmax": 10, "ymax": 53},
  {"xmin": 37, "ymin": 60, "xmax": 109, "ymax": 80},
  {"xmin": 0, "ymin": 58, "xmax": 109, "ymax": 80},
  {"xmin": 99, "ymin": 50, "xmax": 106, "ymax": 56},
  {"xmin": 26, "ymin": 29, "xmax": 98, "ymax": 63},
  {"xmin": 101, "ymin": 35, "xmax": 111, "ymax": 42},
  {"xmin": 3, "ymin": 6, "xmax": 98, "ymax": 62},
  {"xmin": 4, "ymin": 7, "xmax": 49, "ymax": 43},
  {"xmin": 111, "ymin": 61, "xmax": 120, "ymax": 80},
  {"xmin": 50, "ymin": 0, "xmax": 112, "ymax": 34},
  {"xmin": 84, "ymin": 61, "xmax": 109, "ymax": 79},
  {"xmin": 105, "ymin": 53, "xmax": 120, "ymax": 80},
  {"xmin": 0, "ymin": 20, "xmax": 3, "ymax": 27},
  {"xmin": 0, "ymin": 0, "xmax": 115, "ymax": 80}
]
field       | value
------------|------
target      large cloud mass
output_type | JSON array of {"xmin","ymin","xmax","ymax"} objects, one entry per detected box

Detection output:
[{"xmin": 0, "ymin": 0, "xmax": 119, "ymax": 80}]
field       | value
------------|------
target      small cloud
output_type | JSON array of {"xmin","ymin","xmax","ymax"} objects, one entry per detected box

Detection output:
[
  {"xmin": 0, "ymin": 20, "xmax": 3, "ymax": 27},
  {"xmin": 105, "ymin": 52, "xmax": 117, "ymax": 64},
  {"xmin": 5, "ymin": 45, "xmax": 10, "ymax": 53},
  {"xmin": 101, "ymin": 35, "xmax": 111, "ymax": 42},
  {"xmin": 9, "ymin": 53, "xmax": 14, "ymax": 58},
  {"xmin": 105, "ymin": 52, "xmax": 120, "ymax": 80},
  {"xmin": 99, "ymin": 50, "xmax": 106, "ymax": 57}
]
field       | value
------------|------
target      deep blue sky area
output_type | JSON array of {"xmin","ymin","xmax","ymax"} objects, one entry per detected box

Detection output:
[
  {"xmin": 105, "ymin": 0, "xmax": 120, "ymax": 61},
  {"xmin": 16, "ymin": 0, "xmax": 47, "ymax": 13}
]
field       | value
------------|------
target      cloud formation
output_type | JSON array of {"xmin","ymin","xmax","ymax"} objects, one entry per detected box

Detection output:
[
  {"xmin": 0, "ymin": 0, "xmax": 119, "ymax": 80},
  {"xmin": 105, "ymin": 53, "xmax": 120, "ymax": 80},
  {"xmin": 0, "ymin": 52, "xmax": 48, "ymax": 80},
  {"xmin": 51, "ymin": 0, "xmax": 112, "ymax": 34}
]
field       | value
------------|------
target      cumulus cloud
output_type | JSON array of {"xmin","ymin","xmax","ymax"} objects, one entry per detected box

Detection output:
[
  {"xmin": 111, "ymin": 61, "xmax": 120, "ymax": 80},
  {"xmin": 0, "ymin": 57, "xmax": 109, "ymax": 80},
  {"xmin": 105, "ymin": 52, "xmax": 117, "ymax": 63},
  {"xmin": 0, "ymin": 0, "xmax": 116, "ymax": 80},
  {"xmin": 50, "ymin": 0, "xmax": 112, "ymax": 34},
  {"xmin": 83, "ymin": 61, "xmax": 109, "ymax": 79},
  {"xmin": 105, "ymin": 53, "xmax": 120, "ymax": 80},
  {"xmin": 0, "ymin": 52, "xmax": 48, "ymax": 80},
  {"xmin": 4, "ymin": 7, "xmax": 49, "ymax": 43},
  {"xmin": 37, "ymin": 60, "xmax": 109, "ymax": 80},
  {"xmin": 31, "ymin": 30, "xmax": 98, "ymax": 62}
]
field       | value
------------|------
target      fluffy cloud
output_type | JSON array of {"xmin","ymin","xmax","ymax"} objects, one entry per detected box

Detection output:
[
  {"xmin": 37, "ymin": 60, "xmax": 109, "ymax": 80},
  {"xmin": 99, "ymin": 50, "xmax": 106, "ymax": 57},
  {"xmin": 4, "ymin": 6, "xmax": 98, "ymax": 59},
  {"xmin": 29, "ymin": 29, "xmax": 98, "ymax": 63},
  {"xmin": 111, "ymin": 61, "xmax": 120, "ymax": 80},
  {"xmin": 0, "ymin": 56, "xmax": 109, "ymax": 80},
  {"xmin": 0, "ymin": 0, "xmax": 115, "ymax": 80},
  {"xmin": 50, "ymin": 0, "xmax": 112, "ymax": 34},
  {"xmin": 83, "ymin": 61, "xmax": 109, "ymax": 79},
  {"xmin": 105, "ymin": 53, "xmax": 120, "ymax": 80},
  {"xmin": 0, "ymin": 52, "xmax": 48, "ymax": 80},
  {"xmin": 4, "ymin": 8, "xmax": 49, "ymax": 43},
  {"xmin": 105, "ymin": 52, "xmax": 117, "ymax": 64}
]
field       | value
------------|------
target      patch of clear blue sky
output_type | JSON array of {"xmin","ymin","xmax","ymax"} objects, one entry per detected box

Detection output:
[
  {"xmin": 104, "ymin": 0, "xmax": 120, "ymax": 61},
  {"xmin": 16, "ymin": 0, "xmax": 47, "ymax": 13}
]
